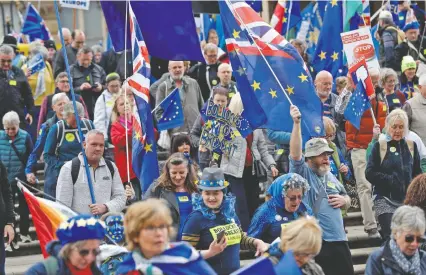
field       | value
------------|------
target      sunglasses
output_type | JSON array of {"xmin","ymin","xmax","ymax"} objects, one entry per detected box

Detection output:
[
  {"xmin": 286, "ymin": 195, "xmax": 302, "ymax": 202},
  {"xmin": 78, "ymin": 248, "xmax": 100, "ymax": 257},
  {"xmin": 405, "ymin": 234, "xmax": 426, "ymax": 244}
]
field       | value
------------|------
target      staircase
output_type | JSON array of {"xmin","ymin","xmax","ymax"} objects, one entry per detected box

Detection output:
[{"xmin": 6, "ymin": 153, "xmax": 380, "ymax": 274}]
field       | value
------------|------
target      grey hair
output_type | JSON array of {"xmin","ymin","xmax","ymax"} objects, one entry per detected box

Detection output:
[
  {"xmin": 63, "ymin": 101, "xmax": 85, "ymax": 118},
  {"xmin": 384, "ymin": 109, "xmax": 409, "ymax": 138},
  {"xmin": 379, "ymin": 68, "xmax": 398, "ymax": 87},
  {"xmin": 55, "ymin": 72, "xmax": 68, "ymax": 83},
  {"xmin": 368, "ymin": 67, "xmax": 380, "ymax": 78},
  {"xmin": 91, "ymin": 45, "xmax": 103, "ymax": 54},
  {"xmin": 2, "ymin": 111, "xmax": 20, "ymax": 126},
  {"xmin": 380, "ymin": 17, "xmax": 394, "ymax": 26},
  {"xmin": 77, "ymin": 45, "xmax": 93, "ymax": 55},
  {"xmin": 86, "ymin": 129, "xmax": 105, "ymax": 140},
  {"xmin": 203, "ymin": 42, "xmax": 218, "ymax": 54},
  {"xmin": 218, "ymin": 63, "xmax": 232, "ymax": 72},
  {"xmin": 0, "ymin": 45, "xmax": 14, "ymax": 56},
  {"xmin": 391, "ymin": 205, "xmax": 426, "ymax": 236},
  {"xmin": 282, "ymin": 173, "xmax": 310, "ymax": 197},
  {"xmin": 59, "ymin": 27, "xmax": 71, "ymax": 37},
  {"xmin": 52, "ymin": 93, "xmax": 70, "ymax": 106},
  {"xmin": 290, "ymin": 38, "xmax": 307, "ymax": 52},
  {"xmin": 29, "ymin": 43, "xmax": 48, "ymax": 61}
]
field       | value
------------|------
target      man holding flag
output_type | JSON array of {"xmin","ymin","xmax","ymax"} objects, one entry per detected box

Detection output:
[
  {"xmin": 335, "ymin": 61, "xmax": 387, "ymax": 239},
  {"xmin": 155, "ymin": 61, "xmax": 204, "ymax": 135}
]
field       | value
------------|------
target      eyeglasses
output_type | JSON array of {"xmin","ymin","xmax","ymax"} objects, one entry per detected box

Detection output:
[
  {"xmin": 59, "ymin": 80, "xmax": 69, "ymax": 84},
  {"xmin": 206, "ymin": 54, "xmax": 217, "ymax": 59},
  {"xmin": 78, "ymin": 248, "xmax": 100, "ymax": 257},
  {"xmin": 386, "ymin": 79, "xmax": 396, "ymax": 84},
  {"xmin": 74, "ymin": 41, "xmax": 85, "ymax": 45},
  {"xmin": 286, "ymin": 195, "xmax": 303, "ymax": 202},
  {"xmin": 0, "ymin": 59, "xmax": 12, "ymax": 64},
  {"xmin": 405, "ymin": 234, "xmax": 426, "ymax": 244},
  {"xmin": 4, "ymin": 127, "xmax": 17, "ymax": 131},
  {"xmin": 142, "ymin": 224, "xmax": 170, "ymax": 233}
]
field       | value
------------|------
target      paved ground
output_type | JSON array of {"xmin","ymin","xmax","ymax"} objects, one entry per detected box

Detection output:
[{"xmin": 6, "ymin": 254, "xmax": 43, "ymax": 275}]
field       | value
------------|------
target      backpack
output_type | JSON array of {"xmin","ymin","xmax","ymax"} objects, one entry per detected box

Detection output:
[
  {"xmin": 55, "ymin": 119, "xmax": 93, "ymax": 156},
  {"xmin": 42, "ymin": 256, "xmax": 59, "ymax": 275},
  {"xmin": 385, "ymin": 26, "xmax": 406, "ymax": 45},
  {"xmin": 379, "ymin": 139, "xmax": 414, "ymax": 164},
  {"xmin": 70, "ymin": 157, "xmax": 115, "ymax": 185}
]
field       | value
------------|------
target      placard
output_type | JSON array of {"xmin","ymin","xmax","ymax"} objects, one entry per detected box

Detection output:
[
  {"xmin": 341, "ymin": 27, "xmax": 380, "ymax": 71},
  {"xmin": 60, "ymin": 0, "xmax": 90, "ymax": 10}
]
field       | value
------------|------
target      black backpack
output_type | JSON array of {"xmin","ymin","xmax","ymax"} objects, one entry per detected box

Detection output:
[{"xmin": 70, "ymin": 157, "xmax": 115, "ymax": 185}]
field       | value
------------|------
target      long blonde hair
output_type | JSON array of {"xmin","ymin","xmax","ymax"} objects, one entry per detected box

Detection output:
[
  {"xmin": 110, "ymin": 91, "xmax": 133, "ymax": 124},
  {"xmin": 280, "ymin": 217, "xmax": 322, "ymax": 255}
]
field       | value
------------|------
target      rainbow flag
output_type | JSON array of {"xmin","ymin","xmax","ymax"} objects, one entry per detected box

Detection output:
[{"xmin": 17, "ymin": 182, "xmax": 76, "ymax": 257}]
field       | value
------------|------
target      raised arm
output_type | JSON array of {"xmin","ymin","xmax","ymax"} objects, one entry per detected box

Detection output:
[{"xmin": 289, "ymin": 105, "xmax": 302, "ymax": 161}]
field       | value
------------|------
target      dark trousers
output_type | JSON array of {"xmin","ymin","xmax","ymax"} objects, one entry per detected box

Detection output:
[
  {"xmin": 12, "ymin": 184, "xmax": 30, "ymax": 237},
  {"xmin": 226, "ymin": 166, "xmax": 259, "ymax": 231},
  {"xmin": 0, "ymin": 228, "xmax": 4, "ymax": 275},
  {"xmin": 315, "ymin": 240, "xmax": 354, "ymax": 275},
  {"xmin": 378, "ymin": 213, "xmax": 393, "ymax": 243},
  {"xmin": 27, "ymin": 106, "xmax": 41, "ymax": 143}
]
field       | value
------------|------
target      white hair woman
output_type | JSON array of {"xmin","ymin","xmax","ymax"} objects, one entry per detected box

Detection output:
[
  {"xmin": 366, "ymin": 109, "xmax": 422, "ymax": 242},
  {"xmin": 366, "ymin": 205, "xmax": 426, "ymax": 274},
  {"xmin": 0, "ymin": 111, "xmax": 33, "ymax": 250}
]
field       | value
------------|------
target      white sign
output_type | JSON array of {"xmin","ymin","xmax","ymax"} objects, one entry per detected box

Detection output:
[
  {"xmin": 59, "ymin": 0, "xmax": 90, "ymax": 10},
  {"xmin": 341, "ymin": 27, "xmax": 380, "ymax": 71}
]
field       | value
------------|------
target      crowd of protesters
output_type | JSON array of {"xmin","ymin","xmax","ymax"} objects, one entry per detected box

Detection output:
[{"xmin": 0, "ymin": 2, "xmax": 426, "ymax": 274}]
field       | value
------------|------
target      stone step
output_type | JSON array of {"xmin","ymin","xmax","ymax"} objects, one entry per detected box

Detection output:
[
  {"xmin": 5, "ymin": 241, "xmax": 41, "ymax": 257},
  {"xmin": 344, "ymin": 211, "xmax": 363, "ymax": 227},
  {"xmin": 347, "ymin": 225, "xmax": 382, "ymax": 249},
  {"xmin": 354, "ymin": 263, "xmax": 366, "ymax": 275},
  {"xmin": 351, "ymin": 247, "xmax": 376, "ymax": 265}
]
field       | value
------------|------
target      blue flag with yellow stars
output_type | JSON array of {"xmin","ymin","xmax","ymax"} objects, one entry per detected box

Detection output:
[
  {"xmin": 312, "ymin": 0, "xmax": 345, "ymax": 78},
  {"xmin": 219, "ymin": 1, "xmax": 324, "ymax": 140},
  {"xmin": 156, "ymin": 88, "xmax": 184, "ymax": 131}
]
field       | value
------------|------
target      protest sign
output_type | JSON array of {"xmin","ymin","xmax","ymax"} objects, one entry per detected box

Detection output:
[
  {"xmin": 341, "ymin": 27, "xmax": 380, "ymax": 71},
  {"xmin": 28, "ymin": 53, "xmax": 46, "ymax": 76},
  {"xmin": 60, "ymin": 0, "xmax": 90, "ymax": 10},
  {"xmin": 200, "ymin": 99, "xmax": 251, "ymax": 157}
]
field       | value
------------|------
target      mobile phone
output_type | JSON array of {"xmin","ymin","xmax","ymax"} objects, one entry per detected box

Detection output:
[
  {"xmin": 217, "ymin": 230, "xmax": 225, "ymax": 243},
  {"xmin": 91, "ymin": 84, "xmax": 98, "ymax": 89}
]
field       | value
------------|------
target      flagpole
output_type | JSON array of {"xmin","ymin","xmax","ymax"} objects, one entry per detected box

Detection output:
[
  {"xmin": 54, "ymin": 0, "xmax": 96, "ymax": 204},
  {"xmin": 124, "ymin": 0, "xmax": 132, "ymax": 185},
  {"xmin": 227, "ymin": 0, "xmax": 294, "ymax": 106},
  {"xmin": 285, "ymin": 0, "xmax": 293, "ymax": 40},
  {"xmin": 371, "ymin": 0, "xmax": 390, "ymax": 21}
]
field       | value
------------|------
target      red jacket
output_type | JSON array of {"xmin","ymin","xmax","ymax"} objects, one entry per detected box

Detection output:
[
  {"xmin": 346, "ymin": 98, "xmax": 387, "ymax": 150},
  {"xmin": 111, "ymin": 121, "xmax": 136, "ymax": 183}
]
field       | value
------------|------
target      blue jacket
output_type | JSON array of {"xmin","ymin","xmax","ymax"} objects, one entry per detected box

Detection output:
[
  {"xmin": 25, "ymin": 240, "xmax": 102, "ymax": 275},
  {"xmin": 248, "ymin": 199, "xmax": 312, "ymax": 244},
  {"xmin": 0, "ymin": 129, "xmax": 33, "ymax": 183},
  {"xmin": 266, "ymin": 129, "xmax": 291, "ymax": 150},
  {"xmin": 365, "ymin": 241, "xmax": 426, "ymax": 275},
  {"xmin": 25, "ymin": 116, "xmax": 58, "ymax": 174},
  {"xmin": 43, "ymin": 119, "xmax": 94, "ymax": 172}
]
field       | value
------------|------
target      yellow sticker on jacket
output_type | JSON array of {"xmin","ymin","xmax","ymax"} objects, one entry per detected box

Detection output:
[
  {"xmin": 383, "ymin": 105, "xmax": 387, "ymax": 112},
  {"xmin": 392, "ymin": 98, "xmax": 400, "ymax": 104},
  {"xmin": 65, "ymin": 133, "xmax": 75, "ymax": 142},
  {"xmin": 9, "ymin": 80, "xmax": 16, "ymax": 86},
  {"xmin": 209, "ymin": 223, "xmax": 241, "ymax": 246},
  {"xmin": 178, "ymin": 196, "xmax": 189, "ymax": 202},
  {"xmin": 277, "ymin": 149, "xmax": 284, "ymax": 155},
  {"xmin": 106, "ymin": 100, "xmax": 114, "ymax": 107},
  {"xmin": 281, "ymin": 221, "xmax": 293, "ymax": 231},
  {"xmin": 327, "ymin": 181, "xmax": 336, "ymax": 190},
  {"xmin": 229, "ymin": 92, "xmax": 235, "ymax": 98}
]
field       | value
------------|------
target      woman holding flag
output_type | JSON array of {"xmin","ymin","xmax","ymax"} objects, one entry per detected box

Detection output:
[{"xmin": 116, "ymin": 199, "xmax": 215, "ymax": 275}]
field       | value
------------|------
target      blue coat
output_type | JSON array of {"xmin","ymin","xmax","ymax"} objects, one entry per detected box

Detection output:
[
  {"xmin": 365, "ymin": 241, "xmax": 426, "ymax": 275},
  {"xmin": 25, "ymin": 241, "xmax": 102, "ymax": 275},
  {"xmin": 247, "ymin": 199, "xmax": 312, "ymax": 244},
  {"xmin": 0, "ymin": 129, "xmax": 33, "ymax": 183}
]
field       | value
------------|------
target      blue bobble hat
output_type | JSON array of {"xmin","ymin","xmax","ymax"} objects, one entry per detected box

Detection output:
[
  {"xmin": 197, "ymin": 167, "xmax": 229, "ymax": 190},
  {"xmin": 403, "ymin": 20, "xmax": 420, "ymax": 32},
  {"xmin": 56, "ymin": 214, "xmax": 106, "ymax": 245}
]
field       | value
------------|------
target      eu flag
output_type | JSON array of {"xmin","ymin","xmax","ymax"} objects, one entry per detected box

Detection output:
[
  {"xmin": 282, "ymin": 1, "xmax": 302, "ymax": 36},
  {"xmin": 28, "ymin": 53, "xmax": 46, "ymax": 76},
  {"xmin": 274, "ymin": 250, "xmax": 302, "ymax": 275},
  {"xmin": 220, "ymin": 1, "xmax": 324, "ymax": 140},
  {"xmin": 156, "ymin": 88, "xmax": 184, "ymax": 132},
  {"xmin": 101, "ymin": 1, "xmax": 204, "ymax": 62},
  {"xmin": 344, "ymin": 81, "xmax": 371, "ymax": 130},
  {"xmin": 246, "ymin": 0, "xmax": 262, "ymax": 12},
  {"xmin": 297, "ymin": 3, "xmax": 322, "ymax": 65},
  {"xmin": 21, "ymin": 3, "xmax": 51, "ymax": 41},
  {"xmin": 312, "ymin": 0, "xmax": 345, "ymax": 78}
]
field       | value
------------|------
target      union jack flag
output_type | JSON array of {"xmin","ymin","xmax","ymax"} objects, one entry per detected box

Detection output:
[
  {"xmin": 128, "ymin": 3, "xmax": 159, "ymax": 192},
  {"xmin": 220, "ymin": 0, "xmax": 324, "ymax": 140}
]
